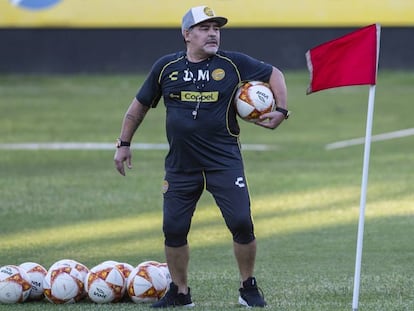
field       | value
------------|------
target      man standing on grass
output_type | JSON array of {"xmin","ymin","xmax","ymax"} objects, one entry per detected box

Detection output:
[{"xmin": 114, "ymin": 5, "xmax": 288, "ymax": 308}]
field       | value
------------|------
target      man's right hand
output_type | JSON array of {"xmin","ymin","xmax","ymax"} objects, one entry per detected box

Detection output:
[{"xmin": 114, "ymin": 147, "xmax": 132, "ymax": 176}]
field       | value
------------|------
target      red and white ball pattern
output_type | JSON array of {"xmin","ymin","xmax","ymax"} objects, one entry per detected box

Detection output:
[
  {"xmin": 85, "ymin": 262, "xmax": 125, "ymax": 303},
  {"xmin": 127, "ymin": 263, "xmax": 168, "ymax": 303},
  {"xmin": 43, "ymin": 260, "xmax": 86, "ymax": 304},
  {"xmin": 0, "ymin": 265, "xmax": 32, "ymax": 303},
  {"xmin": 234, "ymin": 81, "xmax": 275, "ymax": 122},
  {"xmin": 19, "ymin": 262, "xmax": 47, "ymax": 301}
]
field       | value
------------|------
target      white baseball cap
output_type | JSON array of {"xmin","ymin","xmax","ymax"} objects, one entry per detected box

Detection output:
[{"xmin": 181, "ymin": 6, "xmax": 228, "ymax": 33}]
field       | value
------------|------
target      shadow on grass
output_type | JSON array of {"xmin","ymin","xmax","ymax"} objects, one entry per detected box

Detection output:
[{"xmin": 0, "ymin": 210, "xmax": 412, "ymax": 310}]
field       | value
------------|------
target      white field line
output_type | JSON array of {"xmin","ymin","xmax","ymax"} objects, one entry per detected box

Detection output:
[
  {"xmin": 0, "ymin": 142, "xmax": 278, "ymax": 151},
  {"xmin": 325, "ymin": 128, "xmax": 414, "ymax": 150}
]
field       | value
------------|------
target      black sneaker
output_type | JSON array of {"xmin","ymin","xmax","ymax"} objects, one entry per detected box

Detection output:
[
  {"xmin": 151, "ymin": 282, "xmax": 195, "ymax": 308},
  {"xmin": 238, "ymin": 277, "xmax": 267, "ymax": 307}
]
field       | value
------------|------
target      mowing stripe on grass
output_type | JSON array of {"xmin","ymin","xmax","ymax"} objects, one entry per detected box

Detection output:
[
  {"xmin": 0, "ymin": 142, "xmax": 278, "ymax": 151},
  {"xmin": 325, "ymin": 128, "xmax": 414, "ymax": 150}
]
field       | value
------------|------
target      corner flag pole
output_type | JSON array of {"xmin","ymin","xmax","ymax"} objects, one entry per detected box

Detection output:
[
  {"xmin": 352, "ymin": 25, "xmax": 381, "ymax": 311},
  {"xmin": 351, "ymin": 84, "xmax": 376, "ymax": 311}
]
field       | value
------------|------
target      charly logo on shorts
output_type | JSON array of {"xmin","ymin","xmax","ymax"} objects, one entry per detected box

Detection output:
[
  {"xmin": 235, "ymin": 177, "xmax": 245, "ymax": 188},
  {"xmin": 162, "ymin": 180, "xmax": 169, "ymax": 193},
  {"xmin": 10, "ymin": 0, "xmax": 62, "ymax": 10}
]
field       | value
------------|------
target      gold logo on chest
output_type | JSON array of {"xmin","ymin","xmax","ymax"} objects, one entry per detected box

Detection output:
[{"xmin": 212, "ymin": 68, "xmax": 225, "ymax": 81}]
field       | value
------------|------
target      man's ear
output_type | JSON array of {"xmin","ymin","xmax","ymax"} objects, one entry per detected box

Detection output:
[{"xmin": 183, "ymin": 29, "xmax": 191, "ymax": 43}]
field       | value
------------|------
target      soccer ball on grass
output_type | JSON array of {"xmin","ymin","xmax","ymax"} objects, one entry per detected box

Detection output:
[
  {"xmin": 19, "ymin": 262, "xmax": 47, "ymax": 301},
  {"xmin": 0, "ymin": 265, "xmax": 32, "ymax": 303},
  {"xmin": 43, "ymin": 260, "xmax": 86, "ymax": 304},
  {"xmin": 85, "ymin": 262, "xmax": 125, "ymax": 303},
  {"xmin": 127, "ymin": 263, "xmax": 168, "ymax": 303}
]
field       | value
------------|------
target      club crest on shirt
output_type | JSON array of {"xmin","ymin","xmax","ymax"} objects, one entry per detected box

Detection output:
[{"xmin": 212, "ymin": 68, "xmax": 225, "ymax": 81}]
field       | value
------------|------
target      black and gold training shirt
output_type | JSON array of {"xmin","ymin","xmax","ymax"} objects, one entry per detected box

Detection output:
[{"xmin": 136, "ymin": 50, "xmax": 273, "ymax": 173}]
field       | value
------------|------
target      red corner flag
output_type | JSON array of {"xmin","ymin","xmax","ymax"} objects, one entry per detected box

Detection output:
[{"xmin": 306, "ymin": 24, "xmax": 380, "ymax": 94}]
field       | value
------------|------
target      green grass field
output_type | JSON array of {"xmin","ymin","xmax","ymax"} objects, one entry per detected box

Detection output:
[{"xmin": 0, "ymin": 71, "xmax": 413, "ymax": 310}]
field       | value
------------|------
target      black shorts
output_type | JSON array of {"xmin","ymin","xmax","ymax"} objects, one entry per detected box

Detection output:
[{"xmin": 162, "ymin": 169, "xmax": 255, "ymax": 247}]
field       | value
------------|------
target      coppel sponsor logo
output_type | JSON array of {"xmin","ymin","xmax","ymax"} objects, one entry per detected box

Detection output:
[{"xmin": 10, "ymin": 0, "xmax": 62, "ymax": 10}]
